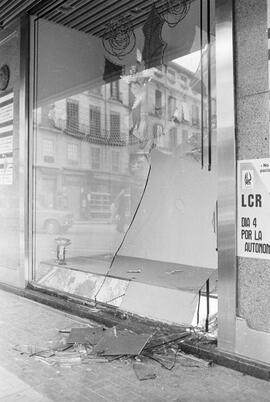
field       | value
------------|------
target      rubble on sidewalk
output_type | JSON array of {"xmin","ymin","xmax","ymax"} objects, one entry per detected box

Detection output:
[
  {"xmin": 13, "ymin": 324, "xmax": 214, "ymax": 379},
  {"xmin": 13, "ymin": 344, "xmax": 48, "ymax": 356},
  {"xmin": 92, "ymin": 328, "xmax": 151, "ymax": 356}
]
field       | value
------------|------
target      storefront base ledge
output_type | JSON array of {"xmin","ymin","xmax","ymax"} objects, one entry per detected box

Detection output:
[
  {"xmin": 180, "ymin": 340, "xmax": 270, "ymax": 382},
  {"xmin": 0, "ymin": 281, "xmax": 270, "ymax": 381},
  {"xmin": 36, "ymin": 264, "xmax": 202, "ymax": 325},
  {"xmin": 0, "ymin": 281, "xmax": 185, "ymax": 334}
]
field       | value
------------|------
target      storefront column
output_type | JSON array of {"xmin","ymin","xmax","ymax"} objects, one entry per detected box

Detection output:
[
  {"xmin": 216, "ymin": 0, "xmax": 237, "ymax": 352},
  {"xmin": 234, "ymin": 0, "xmax": 270, "ymax": 363}
]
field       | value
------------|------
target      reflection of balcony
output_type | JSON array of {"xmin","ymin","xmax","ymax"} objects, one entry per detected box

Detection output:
[{"xmin": 55, "ymin": 118, "xmax": 126, "ymax": 146}]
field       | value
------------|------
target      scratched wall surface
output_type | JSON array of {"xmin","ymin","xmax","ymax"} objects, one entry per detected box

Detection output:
[{"xmin": 234, "ymin": 0, "xmax": 270, "ymax": 332}]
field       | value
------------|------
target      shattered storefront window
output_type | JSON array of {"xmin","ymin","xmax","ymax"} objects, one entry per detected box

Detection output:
[{"xmin": 32, "ymin": 0, "xmax": 217, "ymax": 330}]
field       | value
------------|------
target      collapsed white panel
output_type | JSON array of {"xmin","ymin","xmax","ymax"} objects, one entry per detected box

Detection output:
[
  {"xmin": 120, "ymin": 281, "xmax": 198, "ymax": 326},
  {"xmin": 119, "ymin": 149, "xmax": 217, "ymax": 269}
]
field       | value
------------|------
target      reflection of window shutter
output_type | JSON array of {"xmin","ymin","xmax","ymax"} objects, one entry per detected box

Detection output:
[
  {"xmin": 192, "ymin": 105, "xmax": 200, "ymax": 126},
  {"xmin": 153, "ymin": 123, "xmax": 163, "ymax": 139},
  {"xmin": 67, "ymin": 143, "xmax": 79, "ymax": 165},
  {"xmin": 110, "ymin": 113, "xmax": 121, "ymax": 141},
  {"xmin": 43, "ymin": 139, "xmax": 55, "ymax": 163},
  {"xmin": 168, "ymin": 96, "xmax": 176, "ymax": 118},
  {"xmin": 182, "ymin": 103, "xmax": 190, "ymax": 121},
  {"xmin": 110, "ymin": 81, "xmax": 120, "ymax": 100},
  {"xmin": 172, "ymin": 107, "xmax": 180, "ymax": 123},
  {"xmin": 157, "ymin": 125, "xmax": 165, "ymax": 147},
  {"xmin": 67, "ymin": 99, "xmax": 79, "ymax": 131},
  {"xmin": 155, "ymin": 90, "xmax": 162, "ymax": 116},
  {"xmin": 169, "ymin": 127, "xmax": 177, "ymax": 149},
  {"xmin": 90, "ymin": 106, "xmax": 101, "ymax": 136},
  {"xmin": 157, "ymin": 125, "xmax": 163, "ymax": 137},
  {"xmin": 153, "ymin": 125, "xmax": 157, "ymax": 138}
]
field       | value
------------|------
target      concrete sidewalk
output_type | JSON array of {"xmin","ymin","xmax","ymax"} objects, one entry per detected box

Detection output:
[{"xmin": 0, "ymin": 290, "xmax": 269, "ymax": 402}]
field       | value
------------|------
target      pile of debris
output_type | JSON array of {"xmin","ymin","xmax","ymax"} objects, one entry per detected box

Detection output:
[{"xmin": 13, "ymin": 325, "xmax": 213, "ymax": 381}]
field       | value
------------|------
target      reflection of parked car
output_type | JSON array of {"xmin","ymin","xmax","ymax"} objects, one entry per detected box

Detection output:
[
  {"xmin": 0, "ymin": 197, "xmax": 73, "ymax": 234},
  {"xmin": 36, "ymin": 204, "xmax": 73, "ymax": 234}
]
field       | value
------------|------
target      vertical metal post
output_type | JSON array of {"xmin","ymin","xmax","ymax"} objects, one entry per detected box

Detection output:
[
  {"xmin": 197, "ymin": 289, "xmax": 201, "ymax": 325},
  {"xmin": 216, "ymin": 0, "xmax": 237, "ymax": 352},
  {"xmin": 28, "ymin": 16, "xmax": 39, "ymax": 282},
  {"xmin": 207, "ymin": 0, "xmax": 212, "ymax": 171},
  {"xmin": 19, "ymin": 14, "xmax": 30, "ymax": 287},
  {"xmin": 200, "ymin": 0, "xmax": 204, "ymax": 169},
  {"xmin": 205, "ymin": 279, "xmax": 210, "ymax": 332}
]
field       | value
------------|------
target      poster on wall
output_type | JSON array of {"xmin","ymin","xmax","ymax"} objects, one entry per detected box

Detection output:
[
  {"xmin": 238, "ymin": 158, "xmax": 270, "ymax": 259},
  {"xmin": 0, "ymin": 90, "xmax": 13, "ymax": 185}
]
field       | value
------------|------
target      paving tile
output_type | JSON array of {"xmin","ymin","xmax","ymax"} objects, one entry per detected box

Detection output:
[
  {"xmin": 0, "ymin": 389, "xmax": 51, "ymax": 402},
  {"xmin": 0, "ymin": 367, "xmax": 30, "ymax": 398},
  {"xmin": 0, "ymin": 367, "xmax": 51, "ymax": 401}
]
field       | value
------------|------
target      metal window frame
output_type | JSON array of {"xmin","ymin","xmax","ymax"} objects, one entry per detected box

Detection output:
[
  {"xmin": 19, "ymin": 14, "xmax": 30, "ymax": 287},
  {"xmin": 22, "ymin": 0, "xmax": 237, "ymax": 352}
]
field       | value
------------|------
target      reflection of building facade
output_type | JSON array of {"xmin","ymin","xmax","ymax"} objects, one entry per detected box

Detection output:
[
  {"xmin": 35, "ymin": 62, "xmax": 214, "ymax": 221},
  {"xmin": 36, "ymin": 81, "xmax": 131, "ymax": 221},
  {"xmin": 135, "ymin": 61, "xmax": 216, "ymax": 154}
]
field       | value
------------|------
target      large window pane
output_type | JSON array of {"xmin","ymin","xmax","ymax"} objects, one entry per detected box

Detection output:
[{"xmin": 32, "ymin": 1, "xmax": 217, "ymax": 321}]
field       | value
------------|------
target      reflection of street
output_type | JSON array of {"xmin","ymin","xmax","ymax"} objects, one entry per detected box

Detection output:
[{"xmin": 34, "ymin": 222, "xmax": 125, "ymax": 277}]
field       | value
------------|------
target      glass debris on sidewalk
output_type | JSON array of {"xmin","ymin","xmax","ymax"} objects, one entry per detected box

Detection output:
[{"xmin": 13, "ymin": 325, "xmax": 214, "ymax": 379}]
